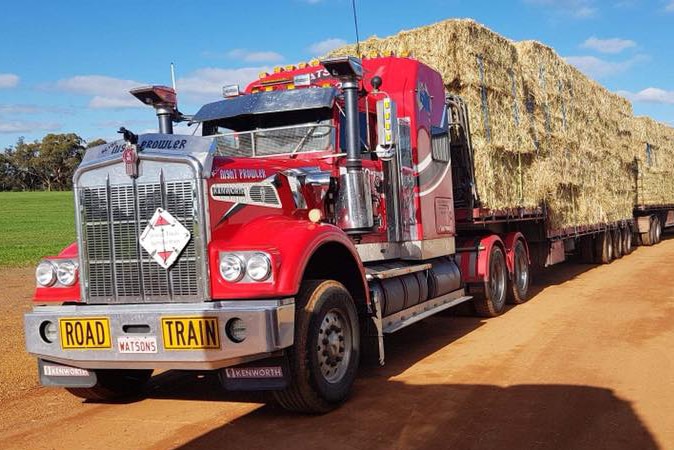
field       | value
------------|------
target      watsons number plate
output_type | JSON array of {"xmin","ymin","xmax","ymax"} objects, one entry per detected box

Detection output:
[
  {"xmin": 59, "ymin": 318, "xmax": 111, "ymax": 349},
  {"xmin": 161, "ymin": 317, "xmax": 220, "ymax": 350}
]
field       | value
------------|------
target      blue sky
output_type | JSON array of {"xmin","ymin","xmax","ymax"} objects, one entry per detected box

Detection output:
[{"xmin": 1, "ymin": 0, "xmax": 673, "ymax": 147}]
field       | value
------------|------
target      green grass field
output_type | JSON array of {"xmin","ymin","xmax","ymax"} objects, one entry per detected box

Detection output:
[{"xmin": 0, "ymin": 191, "xmax": 76, "ymax": 267}]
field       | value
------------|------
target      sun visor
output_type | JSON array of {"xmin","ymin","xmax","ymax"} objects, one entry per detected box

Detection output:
[{"xmin": 192, "ymin": 87, "xmax": 338, "ymax": 123}]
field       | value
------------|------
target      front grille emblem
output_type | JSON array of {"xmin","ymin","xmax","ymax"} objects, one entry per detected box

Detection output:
[{"xmin": 122, "ymin": 144, "xmax": 139, "ymax": 178}]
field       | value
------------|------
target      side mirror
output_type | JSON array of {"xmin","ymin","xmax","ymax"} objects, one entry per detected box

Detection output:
[{"xmin": 376, "ymin": 98, "xmax": 398, "ymax": 147}]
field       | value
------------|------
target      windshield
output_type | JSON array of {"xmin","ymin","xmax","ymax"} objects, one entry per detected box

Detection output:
[{"xmin": 213, "ymin": 121, "xmax": 335, "ymax": 158}]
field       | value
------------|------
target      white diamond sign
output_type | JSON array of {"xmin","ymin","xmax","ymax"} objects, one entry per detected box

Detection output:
[{"xmin": 139, "ymin": 208, "xmax": 191, "ymax": 269}]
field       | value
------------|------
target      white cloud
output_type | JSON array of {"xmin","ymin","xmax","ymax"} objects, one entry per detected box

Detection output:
[
  {"xmin": 54, "ymin": 75, "xmax": 145, "ymax": 109},
  {"xmin": 0, "ymin": 73, "xmax": 19, "ymax": 89},
  {"xmin": 524, "ymin": 0, "xmax": 598, "ymax": 18},
  {"xmin": 0, "ymin": 104, "xmax": 41, "ymax": 114},
  {"xmin": 308, "ymin": 38, "xmax": 347, "ymax": 56},
  {"xmin": 564, "ymin": 55, "xmax": 646, "ymax": 78},
  {"xmin": 618, "ymin": 87, "xmax": 674, "ymax": 104},
  {"xmin": 666, "ymin": 1, "xmax": 674, "ymax": 12},
  {"xmin": 226, "ymin": 49, "xmax": 283, "ymax": 63},
  {"xmin": 176, "ymin": 67, "xmax": 265, "ymax": 101},
  {"xmin": 0, "ymin": 120, "xmax": 60, "ymax": 134},
  {"xmin": 581, "ymin": 36, "xmax": 636, "ymax": 54}
]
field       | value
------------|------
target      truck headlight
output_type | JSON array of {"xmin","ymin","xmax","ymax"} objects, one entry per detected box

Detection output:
[
  {"xmin": 219, "ymin": 254, "xmax": 245, "ymax": 282},
  {"xmin": 36, "ymin": 261, "xmax": 57, "ymax": 287},
  {"xmin": 56, "ymin": 261, "xmax": 78, "ymax": 286},
  {"xmin": 246, "ymin": 253, "xmax": 271, "ymax": 281}
]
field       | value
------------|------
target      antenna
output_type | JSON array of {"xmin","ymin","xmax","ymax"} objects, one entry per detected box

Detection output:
[
  {"xmin": 170, "ymin": 62, "xmax": 177, "ymax": 91},
  {"xmin": 351, "ymin": 0, "xmax": 360, "ymax": 56}
]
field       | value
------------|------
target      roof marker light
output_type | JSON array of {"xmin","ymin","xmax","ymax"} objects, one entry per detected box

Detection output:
[
  {"xmin": 293, "ymin": 73, "xmax": 311, "ymax": 87},
  {"xmin": 222, "ymin": 84, "xmax": 240, "ymax": 98}
]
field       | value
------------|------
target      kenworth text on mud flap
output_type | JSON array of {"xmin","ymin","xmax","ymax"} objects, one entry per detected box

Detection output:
[{"xmin": 24, "ymin": 55, "xmax": 674, "ymax": 413}]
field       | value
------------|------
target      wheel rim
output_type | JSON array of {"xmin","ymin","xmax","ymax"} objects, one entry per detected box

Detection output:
[
  {"xmin": 514, "ymin": 244, "xmax": 529, "ymax": 295},
  {"xmin": 490, "ymin": 248, "xmax": 506, "ymax": 307},
  {"xmin": 317, "ymin": 308, "xmax": 352, "ymax": 384}
]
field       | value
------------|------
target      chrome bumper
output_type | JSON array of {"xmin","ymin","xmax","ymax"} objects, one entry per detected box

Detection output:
[{"xmin": 24, "ymin": 299, "xmax": 294, "ymax": 370}]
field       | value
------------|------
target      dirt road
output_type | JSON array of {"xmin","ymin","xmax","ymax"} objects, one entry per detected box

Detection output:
[{"xmin": 1, "ymin": 237, "xmax": 673, "ymax": 450}]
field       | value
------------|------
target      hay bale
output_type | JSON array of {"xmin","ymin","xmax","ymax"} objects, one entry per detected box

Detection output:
[{"xmin": 329, "ymin": 18, "xmax": 674, "ymax": 228}]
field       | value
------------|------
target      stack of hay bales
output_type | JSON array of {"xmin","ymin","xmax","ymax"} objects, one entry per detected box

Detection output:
[
  {"xmin": 329, "ymin": 18, "xmax": 674, "ymax": 230},
  {"xmin": 630, "ymin": 116, "xmax": 674, "ymax": 205}
]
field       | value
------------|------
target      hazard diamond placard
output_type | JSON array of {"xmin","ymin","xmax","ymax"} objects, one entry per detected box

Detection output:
[{"xmin": 139, "ymin": 208, "xmax": 191, "ymax": 269}]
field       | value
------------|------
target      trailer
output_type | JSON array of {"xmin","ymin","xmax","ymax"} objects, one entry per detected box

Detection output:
[{"xmin": 24, "ymin": 55, "xmax": 672, "ymax": 413}]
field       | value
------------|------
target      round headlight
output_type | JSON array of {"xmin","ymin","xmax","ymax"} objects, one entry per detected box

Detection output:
[
  {"xmin": 226, "ymin": 318, "xmax": 247, "ymax": 343},
  {"xmin": 56, "ymin": 261, "xmax": 78, "ymax": 286},
  {"xmin": 36, "ymin": 261, "xmax": 56, "ymax": 287},
  {"xmin": 246, "ymin": 253, "xmax": 271, "ymax": 281},
  {"xmin": 220, "ymin": 254, "xmax": 245, "ymax": 282}
]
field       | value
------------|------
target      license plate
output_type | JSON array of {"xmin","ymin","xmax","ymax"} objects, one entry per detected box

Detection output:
[
  {"xmin": 161, "ymin": 317, "xmax": 220, "ymax": 350},
  {"xmin": 117, "ymin": 336, "xmax": 158, "ymax": 354},
  {"xmin": 59, "ymin": 318, "xmax": 111, "ymax": 349}
]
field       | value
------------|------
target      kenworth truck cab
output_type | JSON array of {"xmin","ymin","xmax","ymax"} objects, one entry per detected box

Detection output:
[{"xmin": 25, "ymin": 56, "xmax": 531, "ymax": 413}]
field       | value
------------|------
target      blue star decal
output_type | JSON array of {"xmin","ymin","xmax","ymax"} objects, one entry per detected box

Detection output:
[{"xmin": 417, "ymin": 82, "xmax": 432, "ymax": 114}]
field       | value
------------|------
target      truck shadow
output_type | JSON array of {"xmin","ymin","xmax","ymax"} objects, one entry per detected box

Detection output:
[{"xmin": 172, "ymin": 381, "xmax": 658, "ymax": 450}]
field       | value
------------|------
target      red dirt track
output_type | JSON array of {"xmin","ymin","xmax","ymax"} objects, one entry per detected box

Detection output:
[{"xmin": 1, "ymin": 236, "xmax": 673, "ymax": 449}]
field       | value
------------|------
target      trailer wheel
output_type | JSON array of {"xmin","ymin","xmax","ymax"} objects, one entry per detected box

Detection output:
[
  {"xmin": 274, "ymin": 279, "xmax": 359, "ymax": 414},
  {"xmin": 507, "ymin": 240, "xmax": 530, "ymax": 304},
  {"xmin": 653, "ymin": 217, "xmax": 662, "ymax": 244},
  {"xmin": 473, "ymin": 245, "xmax": 507, "ymax": 317},
  {"xmin": 613, "ymin": 229, "xmax": 623, "ymax": 259},
  {"xmin": 66, "ymin": 369, "xmax": 152, "ymax": 401},
  {"xmin": 622, "ymin": 227, "xmax": 633, "ymax": 255},
  {"xmin": 594, "ymin": 231, "xmax": 612, "ymax": 264},
  {"xmin": 579, "ymin": 236, "xmax": 595, "ymax": 263},
  {"xmin": 640, "ymin": 217, "xmax": 654, "ymax": 246}
]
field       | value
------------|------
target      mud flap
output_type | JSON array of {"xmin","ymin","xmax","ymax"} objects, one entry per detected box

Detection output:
[
  {"xmin": 38, "ymin": 359, "xmax": 97, "ymax": 388},
  {"xmin": 217, "ymin": 357, "xmax": 289, "ymax": 391}
]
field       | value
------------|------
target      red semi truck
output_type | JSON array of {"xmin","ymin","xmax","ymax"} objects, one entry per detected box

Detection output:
[{"xmin": 24, "ymin": 55, "xmax": 673, "ymax": 413}]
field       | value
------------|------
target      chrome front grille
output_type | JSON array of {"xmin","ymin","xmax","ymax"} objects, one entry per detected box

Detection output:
[{"xmin": 77, "ymin": 165, "xmax": 207, "ymax": 304}]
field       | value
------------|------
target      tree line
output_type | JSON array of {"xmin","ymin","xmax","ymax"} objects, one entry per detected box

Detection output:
[{"xmin": 0, "ymin": 134, "xmax": 106, "ymax": 191}]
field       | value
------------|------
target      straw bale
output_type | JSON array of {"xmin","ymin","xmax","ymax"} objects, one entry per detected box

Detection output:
[{"xmin": 329, "ymin": 18, "xmax": 674, "ymax": 228}]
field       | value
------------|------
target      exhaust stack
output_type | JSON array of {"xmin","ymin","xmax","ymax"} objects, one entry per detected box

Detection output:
[
  {"xmin": 321, "ymin": 56, "xmax": 374, "ymax": 234},
  {"xmin": 130, "ymin": 85, "xmax": 177, "ymax": 134}
]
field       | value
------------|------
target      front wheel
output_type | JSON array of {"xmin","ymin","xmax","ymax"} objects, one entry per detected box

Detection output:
[
  {"xmin": 66, "ymin": 369, "xmax": 153, "ymax": 401},
  {"xmin": 274, "ymin": 280, "xmax": 360, "ymax": 414}
]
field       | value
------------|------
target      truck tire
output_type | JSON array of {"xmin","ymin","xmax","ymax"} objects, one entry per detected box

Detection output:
[
  {"xmin": 507, "ymin": 240, "xmax": 530, "ymax": 304},
  {"xmin": 579, "ymin": 236, "xmax": 595, "ymax": 263},
  {"xmin": 622, "ymin": 227, "xmax": 633, "ymax": 255},
  {"xmin": 473, "ymin": 245, "xmax": 507, "ymax": 317},
  {"xmin": 594, "ymin": 231, "xmax": 612, "ymax": 264},
  {"xmin": 641, "ymin": 217, "xmax": 655, "ymax": 246},
  {"xmin": 613, "ymin": 229, "xmax": 623, "ymax": 259},
  {"xmin": 274, "ymin": 280, "xmax": 360, "ymax": 414},
  {"xmin": 66, "ymin": 369, "xmax": 152, "ymax": 401},
  {"xmin": 653, "ymin": 217, "xmax": 662, "ymax": 244}
]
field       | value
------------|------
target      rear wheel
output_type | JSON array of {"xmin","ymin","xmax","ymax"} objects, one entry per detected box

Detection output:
[
  {"xmin": 579, "ymin": 236, "xmax": 595, "ymax": 263},
  {"xmin": 622, "ymin": 227, "xmax": 633, "ymax": 255},
  {"xmin": 641, "ymin": 217, "xmax": 654, "ymax": 246},
  {"xmin": 66, "ymin": 369, "xmax": 153, "ymax": 401},
  {"xmin": 613, "ymin": 229, "xmax": 623, "ymax": 259},
  {"xmin": 653, "ymin": 217, "xmax": 662, "ymax": 244},
  {"xmin": 507, "ymin": 240, "xmax": 530, "ymax": 304},
  {"xmin": 473, "ymin": 245, "xmax": 507, "ymax": 317},
  {"xmin": 274, "ymin": 280, "xmax": 360, "ymax": 414},
  {"xmin": 594, "ymin": 231, "xmax": 612, "ymax": 264}
]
